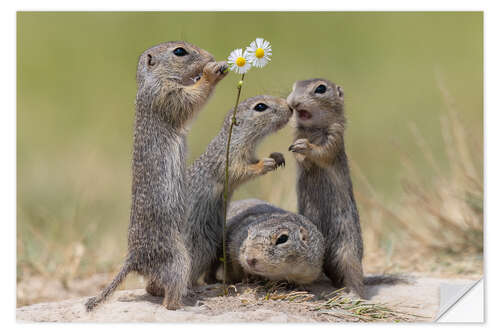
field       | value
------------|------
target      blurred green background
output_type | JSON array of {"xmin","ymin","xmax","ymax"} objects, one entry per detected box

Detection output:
[{"xmin": 17, "ymin": 12, "xmax": 482, "ymax": 278}]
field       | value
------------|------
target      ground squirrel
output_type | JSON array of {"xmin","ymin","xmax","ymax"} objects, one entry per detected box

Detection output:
[
  {"xmin": 181, "ymin": 95, "xmax": 291, "ymax": 288},
  {"xmin": 217, "ymin": 199, "xmax": 407, "ymax": 290},
  {"xmin": 287, "ymin": 79, "xmax": 365, "ymax": 297},
  {"xmin": 85, "ymin": 41, "xmax": 227, "ymax": 311},
  {"xmin": 220, "ymin": 199, "xmax": 325, "ymax": 284}
]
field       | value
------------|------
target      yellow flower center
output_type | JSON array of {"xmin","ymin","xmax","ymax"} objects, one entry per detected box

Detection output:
[
  {"xmin": 236, "ymin": 57, "xmax": 246, "ymax": 67},
  {"xmin": 255, "ymin": 48, "xmax": 265, "ymax": 58}
]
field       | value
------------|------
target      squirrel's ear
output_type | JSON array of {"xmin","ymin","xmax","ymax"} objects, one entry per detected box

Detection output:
[
  {"xmin": 147, "ymin": 54, "xmax": 156, "ymax": 67},
  {"xmin": 299, "ymin": 227, "xmax": 309, "ymax": 242},
  {"xmin": 337, "ymin": 85, "xmax": 344, "ymax": 99}
]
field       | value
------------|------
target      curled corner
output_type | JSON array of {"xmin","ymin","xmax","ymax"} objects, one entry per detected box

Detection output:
[{"xmin": 435, "ymin": 278, "xmax": 484, "ymax": 322}]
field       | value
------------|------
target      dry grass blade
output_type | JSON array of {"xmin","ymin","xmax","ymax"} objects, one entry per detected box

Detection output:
[
  {"xmin": 354, "ymin": 74, "xmax": 483, "ymax": 260},
  {"xmin": 314, "ymin": 293, "xmax": 426, "ymax": 322},
  {"xmin": 253, "ymin": 282, "xmax": 424, "ymax": 322}
]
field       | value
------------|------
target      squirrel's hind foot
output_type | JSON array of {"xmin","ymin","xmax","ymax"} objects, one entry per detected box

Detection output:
[
  {"xmin": 84, "ymin": 296, "xmax": 98, "ymax": 312},
  {"xmin": 162, "ymin": 295, "xmax": 182, "ymax": 310}
]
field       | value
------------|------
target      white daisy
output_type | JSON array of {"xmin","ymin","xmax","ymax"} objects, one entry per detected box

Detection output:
[
  {"xmin": 227, "ymin": 48, "xmax": 251, "ymax": 74},
  {"xmin": 246, "ymin": 38, "xmax": 272, "ymax": 68}
]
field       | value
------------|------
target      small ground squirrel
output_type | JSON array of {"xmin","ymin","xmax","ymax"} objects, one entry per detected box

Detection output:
[
  {"xmin": 85, "ymin": 41, "xmax": 227, "ymax": 311},
  {"xmin": 220, "ymin": 199, "xmax": 325, "ymax": 284},
  {"xmin": 287, "ymin": 79, "xmax": 365, "ymax": 297},
  {"xmin": 185, "ymin": 95, "xmax": 292, "ymax": 286}
]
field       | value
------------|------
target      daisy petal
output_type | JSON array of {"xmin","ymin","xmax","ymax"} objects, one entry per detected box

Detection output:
[
  {"xmin": 245, "ymin": 38, "xmax": 272, "ymax": 68},
  {"xmin": 227, "ymin": 48, "xmax": 251, "ymax": 74}
]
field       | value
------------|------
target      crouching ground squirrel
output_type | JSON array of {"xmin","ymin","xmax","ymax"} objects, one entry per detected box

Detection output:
[
  {"xmin": 216, "ymin": 199, "xmax": 407, "ymax": 289},
  {"xmin": 85, "ymin": 41, "xmax": 227, "ymax": 311},
  {"xmin": 287, "ymin": 79, "xmax": 365, "ymax": 297},
  {"xmin": 218, "ymin": 199, "xmax": 325, "ymax": 284}
]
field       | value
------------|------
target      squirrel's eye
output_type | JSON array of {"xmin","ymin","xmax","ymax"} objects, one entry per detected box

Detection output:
[
  {"xmin": 314, "ymin": 84, "xmax": 327, "ymax": 94},
  {"xmin": 147, "ymin": 54, "xmax": 155, "ymax": 66},
  {"xmin": 275, "ymin": 234, "xmax": 288, "ymax": 245},
  {"xmin": 254, "ymin": 103, "xmax": 268, "ymax": 112},
  {"xmin": 173, "ymin": 47, "xmax": 188, "ymax": 57}
]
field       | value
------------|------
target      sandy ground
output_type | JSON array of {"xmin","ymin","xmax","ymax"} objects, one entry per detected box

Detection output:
[{"xmin": 16, "ymin": 275, "xmax": 476, "ymax": 323}]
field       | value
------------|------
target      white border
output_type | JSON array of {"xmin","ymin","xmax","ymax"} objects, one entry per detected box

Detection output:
[{"xmin": 3, "ymin": 0, "xmax": 496, "ymax": 331}]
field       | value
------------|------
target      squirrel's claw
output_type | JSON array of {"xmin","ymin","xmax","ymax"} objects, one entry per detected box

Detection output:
[
  {"xmin": 289, "ymin": 139, "xmax": 310, "ymax": 154},
  {"xmin": 218, "ymin": 63, "xmax": 229, "ymax": 74},
  {"xmin": 203, "ymin": 61, "xmax": 228, "ymax": 84},
  {"xmin": 269, "ymin": 152, "xmax": 285, "ymax": 168}
]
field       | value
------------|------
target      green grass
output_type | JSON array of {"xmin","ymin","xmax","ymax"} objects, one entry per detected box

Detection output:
[{"xmin": 17, "ymin": 12, "xmax": 483, "ymax": 281}]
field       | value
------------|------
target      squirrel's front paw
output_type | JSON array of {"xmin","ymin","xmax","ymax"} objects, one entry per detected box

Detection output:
[
  {"xmin": 288, "ymin": 138, "xmax": 311, "ymax": 154},
  {"xmin": 203, "ymin": 61, "xmax": 228, "ymax": 84},
  {"xmin": 269, "ymin": 152, "xmax": 285, "ymax": 168},
  {"xmin": 262, "ymin": 158, "xmax": 279, "ymax": 173}
]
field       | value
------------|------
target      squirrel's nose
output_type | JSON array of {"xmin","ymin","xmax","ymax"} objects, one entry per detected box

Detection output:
[
  {"xmin": 286, "ymin": 93, "xmax": 300, "ymax": 110},
  {"xmin": 247, "ymin": 258, "xmax": 257, "ymax": 267},
  {"xmin": 289, "ymin": 101, "xmax": 301, "ymax": 110}
]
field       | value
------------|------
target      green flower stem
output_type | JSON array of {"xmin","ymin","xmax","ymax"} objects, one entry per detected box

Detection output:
[{"xmin": 222, "ymin": 73, "xmax": 245, "ymax": 295}]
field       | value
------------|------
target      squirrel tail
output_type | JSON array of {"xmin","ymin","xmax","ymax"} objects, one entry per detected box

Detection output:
[
  {"xmin": 85, "ymin": 260, "xmax": 132, "ymax": 312},
  {"xmin": 363, "ymin": 274, "xmax": 410, "ymax": 286}
]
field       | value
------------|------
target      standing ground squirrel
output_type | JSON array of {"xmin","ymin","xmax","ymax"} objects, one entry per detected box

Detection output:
[
  {"xmin": 287, "ymin": 79, "xmax": 365, "ymax": 297},
  {"xmin": 183, "ymin": 96, "xmax": 292, "ymax": 287},
  {"xmin": 85, "ymin": 41, "xmax": 227, "ymax": 311},
  {"xmin": 220, "ymin": 199, "xmax": 325, "ymax": 284}
]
